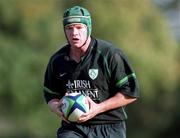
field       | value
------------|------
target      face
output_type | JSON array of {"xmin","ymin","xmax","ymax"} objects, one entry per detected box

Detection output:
[{"xmin": 65, "ymin": 23, "xmax": 88, "ymax": 48}]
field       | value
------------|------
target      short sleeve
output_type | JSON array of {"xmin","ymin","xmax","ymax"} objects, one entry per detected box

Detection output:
[
  {"xmin": 109, "ymin": 50, "xmax": 139, "ymax": 97},
  {"xmin": 43, "ymin": 61, "xmax": 62, "ymax": 103}
]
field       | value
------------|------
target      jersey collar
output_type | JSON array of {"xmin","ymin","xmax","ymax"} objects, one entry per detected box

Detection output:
[{"xmin": 80, "ymin": 36, "xmax": 96, "ymax": 61}]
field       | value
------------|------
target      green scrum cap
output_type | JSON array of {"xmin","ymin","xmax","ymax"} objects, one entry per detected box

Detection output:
[{"xmin": 63, "ymin": 6, "xmax": 92, "ymax": 36}]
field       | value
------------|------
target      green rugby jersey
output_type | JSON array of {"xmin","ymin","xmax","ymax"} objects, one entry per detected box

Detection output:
[{"xmin": 44, "ymin": 37, "xmax": 139, "ymax": 124}]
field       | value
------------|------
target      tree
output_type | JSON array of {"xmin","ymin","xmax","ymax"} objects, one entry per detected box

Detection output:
[{"xmin": 0, "ymin": 0, "xmax": 179, "ymax": 137}]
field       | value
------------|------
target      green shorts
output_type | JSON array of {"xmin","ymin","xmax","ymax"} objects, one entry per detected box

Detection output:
[{"xmin": 57, "ymin": 121, "xmax": 126, "ymax": 138}]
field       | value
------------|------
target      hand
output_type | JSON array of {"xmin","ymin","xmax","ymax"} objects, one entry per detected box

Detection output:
[
  {"xmin": 48, "ymin": 99, "xmax": 70, "ymax": 123},
  {"xmin": 77, "ymin": 97, "xmax": 101, "ymax": 123},
  {"xmin": 58, "ymin": 99, "xmax": 70, "ymax": 123}
]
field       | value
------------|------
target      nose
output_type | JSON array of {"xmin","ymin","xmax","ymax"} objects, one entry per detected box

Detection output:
[{"xmin": 72, "ymin": 27, "xmax": 78, "ymax": 35}]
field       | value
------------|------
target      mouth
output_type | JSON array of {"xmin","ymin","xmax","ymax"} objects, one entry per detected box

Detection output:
[{"xmin": 72, "ymin": 38, "xmax": 79, "ymax": 41}]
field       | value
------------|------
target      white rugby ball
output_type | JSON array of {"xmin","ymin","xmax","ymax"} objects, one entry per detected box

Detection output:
[{"xmin": 60, "ymin": 93, "xmax": 89, "ymax": 122}]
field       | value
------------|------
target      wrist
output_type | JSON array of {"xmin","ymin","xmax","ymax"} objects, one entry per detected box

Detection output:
[{"xmin": 97, "ymin": 102, "xmax": 107, "ymax": 114}]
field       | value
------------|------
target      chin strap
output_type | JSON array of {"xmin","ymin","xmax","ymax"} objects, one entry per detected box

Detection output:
[{"xmin": 78, "ymin": 35, "xmax": 90, "ymax": 49}]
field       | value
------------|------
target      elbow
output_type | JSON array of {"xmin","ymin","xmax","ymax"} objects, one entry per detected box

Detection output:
[{"xmin": 125, "ymin": 95, "xmax": 138, "ymax": 103}]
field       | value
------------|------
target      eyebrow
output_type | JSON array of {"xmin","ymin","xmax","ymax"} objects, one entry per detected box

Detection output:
[{"xmin": 65, "ymin": 23, "xmax": 85, "ymax": 28}]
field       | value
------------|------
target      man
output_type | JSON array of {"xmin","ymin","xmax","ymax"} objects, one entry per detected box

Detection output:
[{"xmin": 44, "ymin": 5, "xmax": 139, "ymax": 138}]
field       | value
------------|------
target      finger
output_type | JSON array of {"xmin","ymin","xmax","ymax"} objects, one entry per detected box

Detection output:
[
  {"xmin": 58, "ymin": 111, "xmax": 70, "ymax": 123},
  {"xmin": 78, "ymin": 115, "xmax": 89, "ymax": 123},
  {"xmin": 85, "ymin": 96, "xmax": 93, "ymax": 106},
  {"xmin": 85, "ymin": 97, "xmax": 89, "ymax": 104},
  {"xmin": 86, "ymin": 96, "xmax": 91, "ymax": 101},
  {"xmin": 62, "ymin": 117, "xmax": 70, "ymax": 123}
]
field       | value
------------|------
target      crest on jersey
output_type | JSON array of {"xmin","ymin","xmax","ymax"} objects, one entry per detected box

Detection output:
[{"xmin": 88, "ymin": 69, "xmax": 98, "ymax": 80}]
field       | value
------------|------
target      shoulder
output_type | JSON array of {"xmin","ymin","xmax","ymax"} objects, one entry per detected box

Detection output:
[
  {"xmin": 95, "ymin": 38, "xmax": 123, "ymax": 57},
  {"xmin": 48, "ymin": 44, "xmax": 69, "ymax": 65},
  {"xmin": 93, "ymin": 38, "xmax": 130, "ymax": 65},
  {"xmin": 96, "ymin": 38, "xmax": 114, "ymax": 50}
]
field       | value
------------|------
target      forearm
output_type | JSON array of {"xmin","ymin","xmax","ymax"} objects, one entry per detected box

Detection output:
[
  {"xmin": 78, "ymin": 92, "xmax": 137, "ymax": 123},
  {"xmin": 98, "ymin": 92, "xmax": 137, "ymax": 114}
]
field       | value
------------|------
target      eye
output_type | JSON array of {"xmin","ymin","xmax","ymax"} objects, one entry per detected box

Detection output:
[
  {"xmin": 65, "ymin": 26, "xmax": 73, "ymax": 30},
  {"xmin": 65, "ymin": 24, "xmax": 86, "ymax": 30},
  {"xmin": 76, "ymin": 26, "xmax": 84, "ymax": 29}
]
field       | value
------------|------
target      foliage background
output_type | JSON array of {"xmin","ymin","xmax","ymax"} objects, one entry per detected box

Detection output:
[{"xmin": 0, "ymin": 0, "xmax": 179, "ymax": 138}]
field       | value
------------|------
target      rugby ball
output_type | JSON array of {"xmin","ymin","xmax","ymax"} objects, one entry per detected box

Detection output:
[{"xmin": 60, "ymin": 93, "xmax": 89, "ymax": 122}]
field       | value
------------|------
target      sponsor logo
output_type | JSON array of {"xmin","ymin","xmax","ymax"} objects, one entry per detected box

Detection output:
[
  {"xmin": 66, "ymin": 80, "xmax": 100, "ymax": 101},
  {"xmin": 59, "ymin": 73, "xmax": 67, "ymax": 77}
]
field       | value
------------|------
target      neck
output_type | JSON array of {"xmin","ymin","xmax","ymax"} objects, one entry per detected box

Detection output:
[{"xmin": 70, "ymin": 37, "xmax": 91, "ymax": 63}]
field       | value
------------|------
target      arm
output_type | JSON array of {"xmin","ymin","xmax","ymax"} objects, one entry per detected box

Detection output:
[
  {"xmin": 78, "ymin": 92, "xmax": 137, "ymax": 123},
  {"xmin": 97, "ymin": 92, "xmax": 137, "ymax": 113}
]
